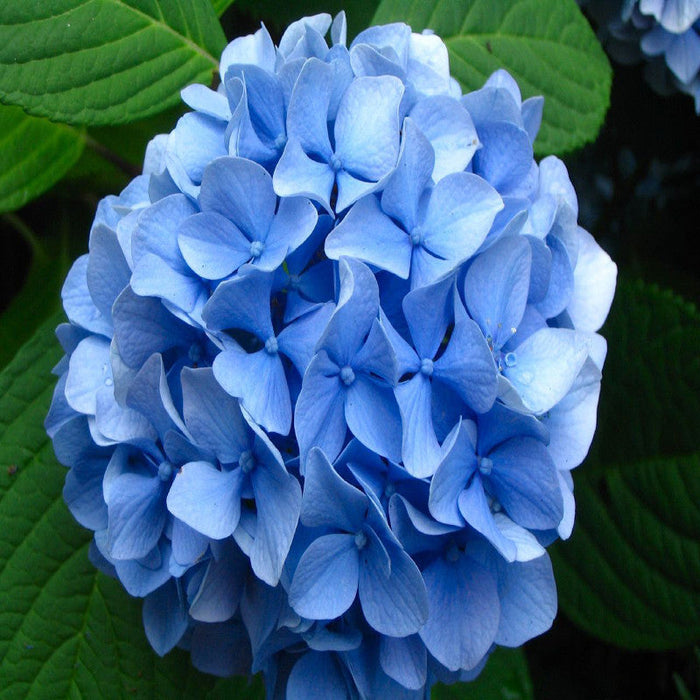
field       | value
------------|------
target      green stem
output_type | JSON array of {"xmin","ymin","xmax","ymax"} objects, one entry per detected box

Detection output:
[{"xmin": 1, "ymin": 212, "xmax": 46, "ymax": 261}]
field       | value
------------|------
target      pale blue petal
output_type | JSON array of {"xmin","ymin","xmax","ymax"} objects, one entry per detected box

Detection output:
[
  {"xmin": 143, "ymin": 579, "xmax": 188, "ymax": 655},
  {"xmin": 266, "ymin": 196, "xmax": 318, "ymax": 257},
  {"xmin": 346, "ymin": 375, "xmax": 402, "ymax": 463},
  {"xmin": 521, "ymin": 96, "xmax": 544, "ymax": 143},
  {"xmin": 178, "ymin": 212, "xmax": 251, "ymax": 280},
  {"xmin": 189, "ymin": 540, "xmax": 247, "ymax": 622},
  {"xmin": 352, "ymin": 317, "xmax": 398, "ymax": 384},
  {"xmin": 63, "ymin": 458, "xmax": 108, "ymax": 530},
  {"xmin": 380, "ymin": 117, "xmax": 434, "ymax": 232},
  {"xmin": 251, "ymin": 461, "xmax": 302, "ymax": 585},
  {"xmin": 380, "ymin": 635, "xmax": 427, "ymax": 691},
  {"xmin": 285, "ymin": 58, "xmax": 334, "ymax": 160},
  {"xmin": 489, "ymin": 438, "xmax": 564, "ymax": 530},
  {"xmin": 420, "ymin": 554, "xmax": 499, "ymax": 672},
  {"xmin": 130, "ymin": 252, "xmax": 202, "ymax": 313},
  {"xmin": 326, "ymin": 194, "xmax": 408, "ymax": 277},
  {"xmin": 504, "ymin": 328, "xmax": 590, "ymax": 414},
  {"xmin": 359, "ymin": 539, "xmax": 428, "ymax": 636},
  {"xmin": 289, "ymin": 533, "xmax": 359, "ymax": 619},
  {"xmin": 170, "ymin": 517, "xmax": 208, "ymax": 566},
  {"xmin": 199, "ymin": 156, "xmax": 276, "ymax": 241},
  {"xmin": 334, "ymin": 75, "xmax": 403, "ymax": 181},
  {"xmin": 301, "ymin": 447, "xmax": 367, "ymax": 532},
  {"xmin": 277, "ymin": 302, "xmax": 334, "ymax": 376},
  {"xmin": 294, "ymin": 351, "xmax": 347, "ymax": 465},
  {"xmin": 87, "ymin": 225, "xmax": 131, "ymax": 319},
  {"xmin": 273, "ymin": 136, "xmax": 335, "ymax": 212},
  {"xmin": 422, "ymin": 172, "xmax": 503, "ymax": 262},
  {"xmin": 202, "ymin": 268, "xmax": 273, "ymax": 338},
  {"xmin": 464, "ymin": 235, "xmax": 531, "ymax": 350},
  {"xmin": 107, "ymin": 473, "xmax": 166, "ymax": 560},
  {"xmin": 472, "ymin": 121, "xmax": 533, "ymax": 195},
  {"xmin": 402, "ymin": 275, "xmax": 452, "ymax": 359},
  {"xmin": 65, "ymin": 336, "xmax": 111, "ymax": 415},
  {"xmin": 62, "ymin": 255, "xmax": 112, "ymax": 337},
  {"xmin": 166, "ymin": 461, "xmax": 243, "ymax": 539},
  {"xmin": 409, "ymin": 96, "xmax": 479, "ymax": 181},
  {"xmin": 433, "ymin": 316, "xmax": 498, "ymax": 414},
  {"xmin": 213, "ymin": 345, "xmax": 291, "ymax": 435},
  {"xmin": 396, "ymin": 375, "xmax": 442, "ymax": 478}
]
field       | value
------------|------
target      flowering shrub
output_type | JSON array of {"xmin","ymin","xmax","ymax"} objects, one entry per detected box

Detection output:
[
  {"xmin": 581, "ymin": 0, "xmax": 700, "ymax": 111},
  {"xmin": 45, "ymin": 12, "xmax": 616, "ymax": 697}
]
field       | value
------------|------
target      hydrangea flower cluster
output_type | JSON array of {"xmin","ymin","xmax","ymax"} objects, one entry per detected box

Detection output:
[
  {"xmin": 580, "ymin": 0, "xmax": 700, "ymax": 111},
  {"xmin": 46, "ymin": 13, "xmax": 617, "ymax": 697}
]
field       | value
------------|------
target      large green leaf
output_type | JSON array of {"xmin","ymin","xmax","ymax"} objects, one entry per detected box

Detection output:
[
  {"xmin": 0, "ymin": 233, "xmax": 72, "ymax": 371},
  {"xmin": 431, "ymin": 647, "xmax": 533, "ymax": 699},
  {"xmin": 372, "ymin": 0, "xmax": 611, "ymax": 156},
  {"xmin": 551, "ymin": 279, "xmax": 700, "ymax": 650},
  {"xmin": 0, "ymin": 1, "xmax": 225, "ymax": 126},
  {"xmin": 0, "ymin": 318, "xmax": 263, "ymax": 698},
  {"xmin": 0, "ymin": 106, "xmax": 85, "ymax": 213},
  {"xmin": 211, "ymin": 0, "xmax": 236, "ymax": 17}
]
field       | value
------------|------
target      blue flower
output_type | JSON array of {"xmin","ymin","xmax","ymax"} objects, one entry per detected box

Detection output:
[{"xmin": 46, "ymin": 12, "xmax": 616, "ymax": 696}]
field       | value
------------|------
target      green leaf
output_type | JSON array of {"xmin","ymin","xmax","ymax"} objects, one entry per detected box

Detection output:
[
  {"xmin": 236, "ymin": 0, "xmax": 379, "ymax": 41},
  {"xmin": 0, "ymin": 318, "xmax": 262, "ymax": 697},
  {"xmin": 0, "ymin": 1, "xmax": 226, "ymax": 126},
  {"xmin": 0, "ymin": 105, "xmax": 85, "ymax": 213},
  {"xmin": 0, "ymin": 231, "xmax": 72, "ymax": 371},
  {"xmin": 371, "ymin": 0, "xmax": 611, "ymax": 156},
  {"xmin": 211, "ymin": 0, "xmax": 236, "ymax": 17},
  {"xmin": 550, "ymin": 279, "xmax": 700, "ymax": 650},
  {"xmin": 431, "ymin": 647, "xmax": 533, "ymax": 699}
]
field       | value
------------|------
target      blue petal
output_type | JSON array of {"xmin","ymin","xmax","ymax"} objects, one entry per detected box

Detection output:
[
  {"xmin": 107, "ymin": 473, "xmax": 166, "ymax": 560},
  {"xmin": 285, "ymin": 58, "xmax": 334, "ymax": 161},
  {"xmin": 379, "ymin": 634, "xmax": 427, "ymax": 691},
  {"xmin": 273, "ymin": 136, "xmax": 335, "ymax": 213},
  {"xmin": 289, "ymin": 533, "xmax": 359, "ymax": 620},
  {"xmin": 65, "ymin": 335, "xmax": 111, "ymax": 415},
  {"xmin": 287, "ymin": 651, "xmax": 350, "ymax": 700},
  {"xmin": 334, "ymin": 75, "xmax": 403, "ymax": 181},
  {"xmin": 213, "ymin": 346, "xmax": 291, "ymax": 435},
  {"xmin": 503, "ymin": 328, "xmax": 590, "ymax": 414},
  {"xmin": 130, "ymin": 252, "xmax": 202, "ymax": 313},
  {"xmin": 402, "ymin": 275, "xmax": 452, "ymax": 359},
  {"xmin": 190, "ymin": 620, "xmax": 252, "ymax": 678},
  {"xmin": 301, "ymin": 447, "xmax": 367, "ymax": 532},
  {"xmin": 464, "ymin": 235, "xmax": 531, "ymax": 350},
  {"xmin": 433, "ymin": 315, "xmax": 498, "ymax": 414},
  {"xmin": 86, "ymin": 225, "xmax": 131, "ymax": 319},
  {"xmin": 489, "ymin": 437, "xmax": 564, "ymax": 530},
  {"xmin": 472, "ymin": 121, "xmax": 533, "ymax": 195},
  {"xmin": 61, "ymin": 256, "xmax": 112, "ymax": 337},
  {"xmin": 421, "ymin": 172, "xmax": 503, "ymax": 263},
  {"xmin": 317, "ymin": 257, "xmax": 379, "ymax": 366},
  {"xmin": 294, "ymin": 352, "xmax": 347, "ymax": 466},
  {"xmin": 63, "ymin": 457, "xmax": 108, "ymax": 530},
  {"xmin": 409, "ymin": 96, "xmax": 479, "ymax": 181},
  {"xmin": 250, "ymin": 459, "xmax": 302, "ymax": 585},
  {"xmin": 325, "ymin": 195, "xmax": 411, "ymax": 278},
  {"xmin": 189, "ymin": 540, "xmax": 247, "ymax": 622},
  {"xmin": 178, "ymin": 211, "xmax": 251, "ymax": 280},
  {"xmin": 429, "ymin": 421, "xmax": 477, "ymax": 526},
  {"xmin": 113, "ymin": 540, "xmax": 173, "ymax": 597},
  {"xmin": 266, "ymin": 195, "xmax": 318, "ymax": 258},
  {"xmin": 181, "ymin": 367, "xmax": 249, "ymax": 463},
  {"xmin": 380, "ymin": 117, "xmax": 434, "ymax": 232},
  {"xmin": 143, "ymin": 579, "xmax": 188, "ymax": 655},
  {"xmin": 277, "ymin": 302, "xmax": 335, "ymax": 377},
  {"xmin": 395, "ymin": 374, "xmax": 442, "ymax": 478},
  {"xmin": 170, "ymin": 517, "xmax": 208, "ymax": 566},
  {"xmin": 352, "ymin": 317, "xmax": 398, "ymax": 384},
  {"xmin": 345, "ymin": 375, "xmax": 402, "ymax": 463},
  {"xmin": 166, "ymin": 461, "xmax": 243, "ymax": 539},
  {"xmin": 359, "ymin": 537, "xmax": 428, "ymax": 636},
  {"xmin": 199, "ymin": 156, "xmax": 275, "ymax": 241},
  {"xmin": 420, "ymin": 553, "xmax": 499, "ymax": 671},
  {"xmin": 202, "ymin": 268, "xmax": 274, "ymax": 338}
]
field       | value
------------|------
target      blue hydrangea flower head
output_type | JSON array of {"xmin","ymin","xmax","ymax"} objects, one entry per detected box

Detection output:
[
  {"xmin": 580, "ymin": 0, "xmax": 700, "ymax": 111},
  {"xmin": 46, "ymin": 11, "xmax": 617, "ymax": 697}
]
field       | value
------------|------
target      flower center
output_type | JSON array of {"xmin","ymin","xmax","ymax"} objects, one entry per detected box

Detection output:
[
  {"xmin": 478, "ymin": 456, "xmax": 493, "ymax": 476},
  {"xmin": 354, "ymin": 530, "xmax": 367, "ymax": 550},
  {"xmin": 340, "ymin": 365, "xmax": 356, "ymax": 386},
  {"xmin": 158, "ymin": 461, "xmax": 174, "ymax": 482},
  {"xmin": 329, "ymin": 154, "xmax": 343, "ymax": 172},
  {"xmin": 249, "ymin": 240, "xmax": 264, "ymax": 258},
  {"xmin": 420, "ymin": 358, "xmax": 434, "ymax": 376},
  {"xmin": 410, "ymin": 226, "xmax": 424, "ymax": 246},
  {"xmin": 264, "ymin": 336, "xmax": 279, "ymax": 355},
  {"xmin": 239, "ymin": 450, "xmax": 256, "ymax": 474}
]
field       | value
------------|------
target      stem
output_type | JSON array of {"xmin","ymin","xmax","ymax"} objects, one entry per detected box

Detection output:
[
  {"xmin": 1, "ymin": 212, "xmax": 46, "ymax": 261},
  {"xmin": 84, "ymin": 134, "xmax": 141, "ymax": 178}
]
